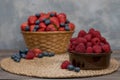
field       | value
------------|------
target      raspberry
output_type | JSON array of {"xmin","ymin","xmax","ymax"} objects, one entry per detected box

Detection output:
[
  {"xmin": 75, "ymin": 43, "xmax": 86, "ymax": 53},
  {"xmin": 86, "ymin": 47, "xmax": 93, "ymax": 53},
  {"xmin": 61, "ymin": 60, "xmax": 71, "ymax": 69},
  {"xmin": 86, "ymin": 42, "xmax": 92, "ymax": 47},
  {"xmin": 78, "ymin": 30, "xmax": 87, "ymax": 37},
  {"xmin": 88, "ymin": 28, "xmax": 95, "ymax": 35},
  {"xmin": 68, "ymin": 44, "xmax": 75, "ymax": 52},
  {"xmin": 26, "ymin": 50, "xmax": 35, "ymax": 59},
  {"xmin": 84, "ymin": 34, "xmax": 92, "ymax": 41},
  {"xmin": 100, "ymin": 37, "xmax": 107, "ymax": 43},
  {"xmin": 70, "ymin": 37, "xmax": 77, "ymax": 43},
  {"xmin": 102, "ymin": 44, "xmax": 111, "ymax": 53},
  {"xmin": 93, "ymin": 45, "xmax": 102, "ymax": 53},
  {"xmin": 92, "ymin": 37, "xmax": 100, "ymax": 45},
  {"xmin": 76, "ymin": 37, "xmax": 87, "ymax": 44}
]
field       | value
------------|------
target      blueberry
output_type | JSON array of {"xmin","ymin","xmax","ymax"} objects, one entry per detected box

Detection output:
[
  {"xmin": 65, "ymin": 19, "xmax": 70, "ymax": 24},
  {"xmin": 25, "ymin": 26, "xmax": 30, "ymax": 31},
  {"xmin": 42, "ymin": 18, "xmax": 47, "ymax": 22},
  {"xmin": 11, "ymin": 55, "xmax": 15, "ymax": 59},
  {"xmin": 14, "ymin": 53, "xmax": 21, "ymax": 59},
  {"xmin": 35, "ymin": 20, "xmax": 40, "ymax": 25},
  {"xmin": 60, "ymin": 23, "xmax": 65, "ymax": 27},
  {"xmin": 49, "ymin": 52, "xmax": 55, "ymax": 57},
  {"xmin": 74, "ymin": 67, "xmax": 80, "ymax": 72},
  {"xmin": 33, "ymin": 29, "xmax": 37, "ymax": 32},
  {"xmin": 67, "ymin": 65, "xmax": 75, "ymax": 71},
  {"xmin": 45, "ymin": 19, "xmax": 51, "ymax": 25},
  {"xmin": 19, "ymin": 48, "xmax": 28, "ymax": 55},
  {"xmin": 65, "ymin": 25, "xmax": 70, "ymax": 31},
  {"xmin": 14, "ymin": 57, "xmax": 20, "ymax": 62},
  {"xmin": 50, "ymin": 13, "xmax": 55, "ymax": 17},
  {"xmin": 21, "ymin": 54, "xmax": 26, "ymax": 58},
  {"xmin": 35, "ymin": 25, "xmax": 39, "ymax": 30},
  {"xmin": 43, "ymin": 51, "xmax": 49, "ymax": 56},
  {"xmin": 35, "ymin": 13, "xmax": 40, "ymax": 18},
  {"xmin": 38, "ymin": 54, "xmax": 43, "ymax": 58}
]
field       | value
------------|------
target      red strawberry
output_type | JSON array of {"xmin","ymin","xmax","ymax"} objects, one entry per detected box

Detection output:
[
  {"xmin": 30, "ymin": 25, "xmax": 35, "ymax": 32},
  {"xmin": 68, "ymin": 23, "xmax": 75, "ymax": 31},
  {"xmin": 32, "ymin": 48, "xmax": 42, "ymax": 57},
  {"xmin": 86, "ymin": 42, "xmax": 92, "ymax": 47},
  {"xmin": 48, "ymin": 11, "xmax": 57, "ymax": 16},
  {"xmin": 86, "ymin": 47, "xmax": 93, "ymax": 53},
  {"xmin": 39, "ymin": 22, "xmax": 47, "ymax": 28},
  {"xmin": 61, "ymin": 60, "xmax": 71, "ymax": 69},
  {"xmin": 102, "ymin": 44, "xmax": 111, "ymax": 53},
  {"xmin": 59, "ymin": 18, "xmax": 66, "ymax": 23},
  {"xmin": 40, "ymin": 12, "xmax": 46, "ymax": 16},
  {"xmin": 91, "ymin": 37, "xmax": 100, "ymax": 45},
  {"xmin": 39, "ymin": 14, "xmax": 49, "ymax": 22},
  {"xmin": 46, "ymin": 24, "xmax": 57, "ymax": 31},
  {"xmin": 37, "ymin": 28, "xmax": 45, "ymax": 32},
  {"xmin": 78, "ymin": 30, "xmax": 87, "ymax": 37},
  {"xmin": 50, "ymin": 17, "xmax": 60, "ymax": 28},
  {"xmin": 26, "ymin": 50, "xmax": 35, "ymax": 59},
  {"xmin": 57, "ymin": 13, "xmax": 66, "ymax": 19},
  {"xmin": 76, "ymin": 37, "xmax": 87, "ymax": 44},
  {"xmin": 21, "ymin": 22, "xmax": 28, "ymax": 31},
  {"xmin": 93, "ymin": 45, "xmax": 102, "ymax": 53},
  {"xmin": 58, "ymin": 27, "xmax": 65, "ymax": 31},
  {"xmin": 84, "ymin": 34, "xmax": 92, "ymax": 41},
  {"xmin": 75, "ymin": 43, "xmax": 86, "ymax": 53},
  {"xmin": 28, "ymin": 16, "xmax": 37, "ymax": 25}
]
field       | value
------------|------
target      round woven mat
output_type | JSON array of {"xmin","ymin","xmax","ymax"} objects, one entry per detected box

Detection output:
[{"xmin": 0, "ymin": 53, "xmax": 119, "ymax": 78}]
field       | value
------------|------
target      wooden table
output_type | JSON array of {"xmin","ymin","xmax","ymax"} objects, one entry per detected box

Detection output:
[{"xmin": 0, "ymin": 50, "xmax": 120, "ymax": 80}]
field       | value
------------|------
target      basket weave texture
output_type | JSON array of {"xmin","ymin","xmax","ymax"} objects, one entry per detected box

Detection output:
[{"xmin": 22, "ymin": 31, "xmax": 74, "ymax": 54}]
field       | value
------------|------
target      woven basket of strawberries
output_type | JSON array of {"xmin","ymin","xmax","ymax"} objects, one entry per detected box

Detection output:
[
  {"xmin": 21, "ymin": 12, "xmax": 74, "ymax": 54},
  {"xmin": 68, "ymin": 28, "xmax": 111, "ymax": 70}
]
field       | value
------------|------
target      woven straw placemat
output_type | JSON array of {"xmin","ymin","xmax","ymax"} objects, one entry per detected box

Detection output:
[{"xmin": 0, "ymin": 53, "xmax": 119, "ymax": 78}]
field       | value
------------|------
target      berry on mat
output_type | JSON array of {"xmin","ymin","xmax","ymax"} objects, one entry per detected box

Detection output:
[
  {"xmin": 67, "ymin": 64, "xmax": 75, "ymax": 71},
  {"xmin": 74, "ymin": 67, "xmax": 80, "ymax": 72},
  {"xmin": 43, "ymin": 51, "xmax": 49, "ymax": 56},
  {"xmin": 32, "ymin": 48, "xmax": 42, "ymax": 57},
  {"xmin": 49, "ymin": 52, "xmax": 55, "ymax": 57},
  {"xmin": 38, "ymin": 54, "xmax": 43, "ymax": 58},
  {"xmin": 61, "ymin": 60, "xmax": 71, "ymax": 69},
  {"xmin": 26, "ymin": 50, "xmax": 35, "ymax": 59}
]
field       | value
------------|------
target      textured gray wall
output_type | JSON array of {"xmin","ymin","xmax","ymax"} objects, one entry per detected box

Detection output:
[{"xmin": 0, "ymin": 0, "xmax": 120, "ymax": 50}]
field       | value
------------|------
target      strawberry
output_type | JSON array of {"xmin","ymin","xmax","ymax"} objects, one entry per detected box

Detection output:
[
  {"xmin": 84, "ymin": 34, "xmax": 92, "ymax": 41},
  {"xmin": 40, "ymin": 12, "xmax": 46, "ymax": 16},
  {"xmin": 68, "ymin": 23, "xmax": 75, "ymax": 31},
  {"xmin": 50, "ymin": 17, "xmax": 60, "ymax": 28},
  {"xmin": 32, "ymin": 48, "xmax": 42, "ymax": 57},
  {"xmin": 91, "ymin": 37, "xmax": 100, "ymax": 45},
  {"xmin": 57, "ymin": 13, "xmax": 66, "ymax": 19},
  {"xmin": 39, "ymin": 14, "xmax": 49, "ymax": 22},
  {"xmin": 39, "ymin": 22, "xmax": 47, "ymax": 28},
  {"xmin": 21, "ymin": 22, "xmax": 28, "ymax": 31},
  {"xmin": 61, "ymin": 60, "xmax": 71, "ymax": 69},
  {"xmin": 30, "ymin": 25, "xmax": 35, "ymax": 32},
  {"xmin": 58, "ymin": 27, "xmax": 65, "ymax": 31},
  {"xmin": 48, "ymin": 11, "xmax": 57, "ymax": 17},
  {"xmin": 93, "ymin": 45, "xmax": 102, "ymax": 53},
  {"xmin": 78, "ymin": 30, "xmax": 87, "ymax": 37},
  {"xmin": 75, "ymin": 43, "xmax": 86, "ymax": 53},
  {"xmin": 102, "ymin": 44, "xmax": 111, "ymax": 53},
  {"xmin": 46, "ymin": 24, "xmax": 57, "ymax": 31},
  {"xmin": 37, "ymin": 28, "xmax": 45, "ymax": 32},
  {"xmin": 26, "ymin": 50, "xmax": 35, "ymax": 59},
  {"xmin": 86, "ymin": 47, "xmax": 93, "ymax": 53},
  {"xmin": 28, "ymin": 16, "xmax": 37, "ymax": 25}
]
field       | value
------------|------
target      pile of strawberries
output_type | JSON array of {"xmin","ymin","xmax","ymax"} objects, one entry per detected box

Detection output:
[
  {"xmin": 21, "ymin": 11, "xmax": 75, "ymax": 32},
  {"xmin": 11, "ymin": 48, "xmax": 55, "ymax": 62},
  {"xmin": 68, "ymin": 28, "xmax": 111, "ymax": 53}
]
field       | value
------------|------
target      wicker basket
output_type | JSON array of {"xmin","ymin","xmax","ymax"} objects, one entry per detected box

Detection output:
[
  {"xmin": 69, "ymin": 51, "xmax": 112, "ymax": 70},
  {"xmin": 22, "ymin": 31, "xmax": 74, "ymax": 54}
]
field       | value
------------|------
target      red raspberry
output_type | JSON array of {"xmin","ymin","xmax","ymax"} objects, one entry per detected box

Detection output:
[
  {"xmin": 88, "ymin": 28, "xmax": 95, "ymax": 35},
  {"xmin": 86, "ymin": 47, "xmax": 93, "ymax": 53},
  {"xmin": 86, "ymin": 42, "xmax": 92, "ymax": 47},
  {"xmin": 70, "ymin": 37, "xmax": 77, "ymax": 43},
  {"xmin": 102, "ymin": 44, "xmax": 111, "ymax": 53},
  {"xmin": 93, "ymin": 45, "xmax": 102, "ymax": 53},
  {"xmin": 78, "ymin": 30, "xmax": 87, "ymax": 37},
  {"xmin": 92, "ymin": 37, "xmax": 100, "ymax": 45},
  {"xmin": 84, "ymin": 34, "xmax": 92, "ymax": 41},
  {"xmin": 76, "ymin": 37, "xmax": 87, "ymax": 44},
  {"xmin": 75, "ymin": 43, "xmax": 86, "ymax": 53},
  {"xmin": 92, "ymin": 30, "xmax": 101, "ymax": 38},
  {"xmin": 100, "ymin": 37, "xmax": 107, "ymax": 43},
  {"xmin": 26, "ymin": 50, "xmax": 35, "ymax": 59},
  {"xmin": 61, "ymin": 60, "xmax": 71, "ymax": 69}
]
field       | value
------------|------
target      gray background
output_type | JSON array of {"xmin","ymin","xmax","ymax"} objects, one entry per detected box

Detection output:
[{"xmin": 0, "ymin": 0, "xmax": 120, "ymax": 50}]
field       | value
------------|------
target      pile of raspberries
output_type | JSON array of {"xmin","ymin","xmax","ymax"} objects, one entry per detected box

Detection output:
[{"xmin": 68, "ymin": 28, "xmax": 111, "ymax": 53}]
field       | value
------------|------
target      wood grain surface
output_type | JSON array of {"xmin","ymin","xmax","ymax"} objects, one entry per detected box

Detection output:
[{"xmin": 0, "ymin": 50, "xmax": 120, "ymax": 80}]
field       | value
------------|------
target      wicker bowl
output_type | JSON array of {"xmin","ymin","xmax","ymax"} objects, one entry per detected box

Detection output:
[
  {"xmin": 69, "ymin": 51, "xmax": 112, "ymax": 70},
  {"xmin": 22, "ymin": 31, "xmax": 74, "ymax": 54}
]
